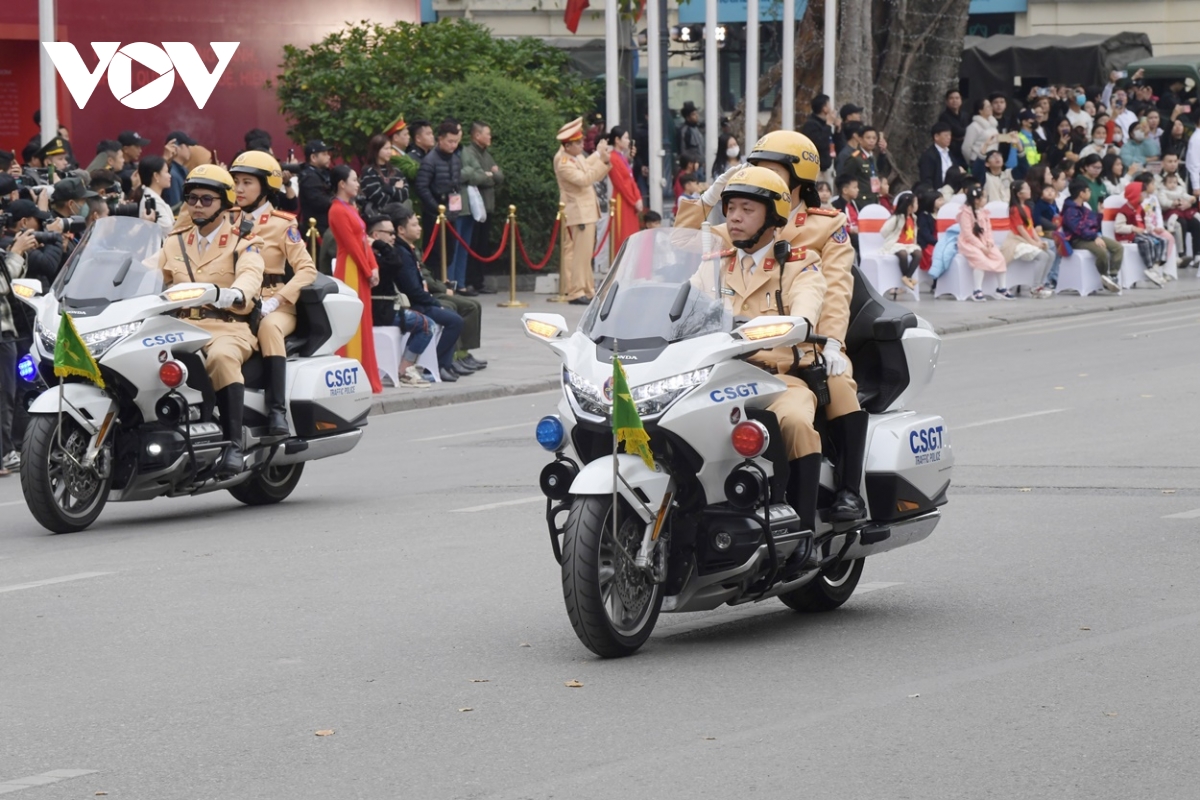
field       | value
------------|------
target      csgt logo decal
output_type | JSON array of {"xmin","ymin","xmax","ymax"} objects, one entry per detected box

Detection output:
[
  {"xmin": 910, "ymin": 425, "xmax": 945, "ymax": 465},
  {"xmin": 709, "ymin": 383, "xmax": 760, "ymax": 402},
  {"xmin": 42, "ymin": 42, "xmax": 239, "ymax": 109},
  {"xmin": 326, "ymin": 367, "xmax": 360, "ymax": 396}
]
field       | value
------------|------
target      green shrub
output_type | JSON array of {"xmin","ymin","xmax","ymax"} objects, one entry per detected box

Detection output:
[{"xmin": 424, "ymin": 74, "xmax": 566, "ymax": 273}]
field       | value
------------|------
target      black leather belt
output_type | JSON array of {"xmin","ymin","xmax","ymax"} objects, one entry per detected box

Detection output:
[
  {"xmin": 175, "ymin": 307, "xmax": 250, "ymax": 324},
  {"xmin": 262, "ymin": 273, "xmax": 286, "ymax": 287}
]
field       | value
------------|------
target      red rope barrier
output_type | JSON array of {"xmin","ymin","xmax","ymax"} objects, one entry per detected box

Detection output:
[
  {"xmin": 422, "ymin": 218, "xmax": 440, "ymax": 262},
  {"xmin": 443, "ymin": 218, "xmax": 512, "ymax": 263},
  {"xmin": 591, "ymin": 216, "xmax": 612, "ymax": 259},
  {"xmin": 515, "ymin": 216, "xmax": 562, "ymax": 271}
]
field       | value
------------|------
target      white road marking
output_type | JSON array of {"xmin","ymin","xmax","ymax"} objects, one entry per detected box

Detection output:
[
  {"xmin": 0, "ymin": 572, "xmax": 113, "ymax": 595},
  {"xmin": 450, "ymin": 496, "xmax": 544, "ymax": 513},
  {"xmin": 0, "ymin": 770, "xmax": 97, "ymax": 795},
  {"xmin": 1123, "ymin": 320, "xmax": 1200, "ymax": 337},
  {"xmin": 1163, "ymin": 508, "xmax": 1200, "ymax": 520},
  {"xmin": 414, "ymin": 422, "xmax": 533, "ymax": 442},
  {"xmin": 955, "ymin": 408, "xmax": 1069, "ymax": 430},
  {"xmin": 660, "ymin": 581, "xmax": 903, "ymax": 637}
]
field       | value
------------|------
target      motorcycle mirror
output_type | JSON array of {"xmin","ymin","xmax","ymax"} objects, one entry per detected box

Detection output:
[
  {"xmin": 11, "ymin": 279, "xmax": 43, "ymax": 300},
  {"xmin": 522, "ymin": 312, "xmax": 569, "ymax": 341}
]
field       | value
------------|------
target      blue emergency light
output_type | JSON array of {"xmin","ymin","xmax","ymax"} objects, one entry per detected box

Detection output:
[{"xmin": 17, "ymin": 354, "xmax": 38, "ymax": 383}]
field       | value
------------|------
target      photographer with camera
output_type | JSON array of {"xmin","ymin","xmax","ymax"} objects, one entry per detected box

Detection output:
[
  {"xmin": 2, "ymin": 200, "xmax": 66, "ymax": 292},
  {"xmin": 0, "ymin": 200, "xmax": 42, "ymax": 475},
  {"xmin": 49, "ymin": 178, "xmax": 94, "ymax": 262}
]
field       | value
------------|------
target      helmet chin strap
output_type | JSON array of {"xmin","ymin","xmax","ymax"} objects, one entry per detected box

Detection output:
[{"xmin": 732, "ymin": 219, "xmax": 774, "ymax": 251}]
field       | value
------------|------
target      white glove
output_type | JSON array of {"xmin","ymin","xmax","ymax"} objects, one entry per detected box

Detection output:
[
  {"xmin": 213, "ymin": 288, "xmax": 244, "ymax": 310},
  {"xmin": 823, "ymin": 338, "xmax": 849, "ymax": 377},
  {"xmin": 260, "ymin": 296, "xmax": 281, "ymax": 316},
  {"xmin": 701, "ymin": 163, "xmax": 743, "ymax": 207}
]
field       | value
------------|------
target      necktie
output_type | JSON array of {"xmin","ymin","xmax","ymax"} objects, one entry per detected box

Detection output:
[
  {"xmin": 198, "ymin": 237, "xmax": 209, "ymax": 257},
  {"xmin": 741, "ymin": 254, "xmax": 754, "ymax": 280}
]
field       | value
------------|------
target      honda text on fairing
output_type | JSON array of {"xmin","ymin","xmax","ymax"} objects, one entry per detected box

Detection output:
[
  {"xmin": 11, "ymin": 217, "xmax": 372, "ymax": 533},
  {"xmin": 523, "ymin": 227, "xmax": 954, "ymax": 657}
]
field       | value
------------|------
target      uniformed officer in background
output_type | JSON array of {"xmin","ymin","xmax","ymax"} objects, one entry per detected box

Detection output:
[
  {"xmin": 679, "ymin": 131, "xmax": 867, "ymax": 524},
  {"xmin": 229, "ymin": 151, "xmax": 318, "ymax": 437},
  {"xmin": 553, "ymin": 117, "xmax": 611, "ymax": 305},
  {"xmin": 687, "ymin": 166, "xmax": 829, "ymax": 537},
  {"xmin": 159, "ymin": 165, "xmax": 265, "ymax": 476}
]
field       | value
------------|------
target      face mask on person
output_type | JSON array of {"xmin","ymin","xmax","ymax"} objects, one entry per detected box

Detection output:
[
  {"xmin": 727, "ymin": 145, "xmax": 740, "ymax": 158},
  {"xmin": 1076, "ymin": 94, "xmax": 1087, "ymax": 107},
  {"xmin": 1093, "ymin": 135, "xmax": 1107, "ymax": 146},
  {"xmin": 1132, "ymin": 130, "xmax": 1146, "ymax": 142}
]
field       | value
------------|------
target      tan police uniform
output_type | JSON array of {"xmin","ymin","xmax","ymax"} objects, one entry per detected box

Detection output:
[
  {"xmin": 554, "ymin": 117, "xmax": 611, "ymax": 301},
  {"xmin": 678, "ymin": 197, "xmax": 860, "ymax": 420},
  {"xmin": 690, "ymin": 226, "xmax": 828, "ymax": 459},
  {"xmin": 159, "ymin": 216, "xmax": 266, "ymax": 391},
  {"xmin": 233, "ymin": 202, "xmax": 318, "ymax": 358}
]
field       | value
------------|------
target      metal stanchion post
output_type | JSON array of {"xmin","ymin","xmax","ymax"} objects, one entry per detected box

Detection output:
[
  {"xmin": 499, "ymin": 205, "xmax": 527, "ymax": 308},
  {"xmin": 306, "ymin": 218, "xmax": 318, "ymax": 266},
  {"xmin": 548, "ymin": 201, "xmax": 568, "ymax": 303},
  {"xmin": 437, "ymin": 204, "xmax": 448, "ymax": 284},
  {"xmin": 610, "ymin": 194, "xmax": 619, "ymax": 265}
]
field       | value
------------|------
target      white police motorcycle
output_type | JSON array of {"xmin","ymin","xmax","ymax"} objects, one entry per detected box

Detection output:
[
  {"xmin": 523, "ymin": 228, "xmax": 954, "ymax": 657},
  {"xmin": 11, "ymin": 217, "xmax": 372, "ymax": 534}
]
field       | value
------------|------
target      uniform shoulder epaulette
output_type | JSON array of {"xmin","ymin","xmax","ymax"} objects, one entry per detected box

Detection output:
[
  {"xmin": 785, "ymin": 246, "xmax": 809, "ymax": 262},
  {"xmin": 851, "ymin": 149, "xmax": 861, "ymax": 157},
  {"xmin": 808, "ymin": 207, "xmax": 839, "ymax": 217},
  {"xmin": 271, "ymin": 209, "xmax": 297, "ymax": 221}
]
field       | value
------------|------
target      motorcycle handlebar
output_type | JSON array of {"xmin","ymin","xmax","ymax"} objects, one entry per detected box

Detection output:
[{"xmin": 806, "ymin": 333, "xmax": 828, "ymax": 347}]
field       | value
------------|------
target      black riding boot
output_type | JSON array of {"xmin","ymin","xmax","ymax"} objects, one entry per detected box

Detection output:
[
  {"xmin": 786, "ymin": 453, "xmax": 824, "ymax": 573},
  {"xmin": 264, "ymin": 356, "xmax": 289, "ymax": 437},
  {"xmin": 215, "ymin": 383, "xmax": 245, "ymax": 477},
  {"xmin": 829, "ymin": 410, "xmax": 868, "ymax": 522}
]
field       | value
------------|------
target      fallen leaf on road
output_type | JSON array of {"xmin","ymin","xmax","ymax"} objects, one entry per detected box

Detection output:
[
  {"xmin": 469, "ymin": 679, "xmax": 490, "ymax": 683},
  {"xmin": 1019, "ymin": 488, "xmax": 1032, "ymax": 492},
  {"xmin": 1105, "ymin": 712, "xmax": 1118, "ymax": 717},
  {"xmin": 1080, "ymin": 626, "xmax": 1091, "ymax": 631},
  {"xmin": 519, "ymin": 643, "xmax": 531, "ymax": 648},
  {"xmin": 460, "ymin": 707, "xmax": 474, "ymax": 712},
  {"xmin": 315, "ymin": 729, "xmax": 335, "ymax": 736},
  {"xmin": 1054, "ymin": 386, "xmax": 1065, "ymax": 390},
  {"xmin": 565, "ymin": 680, "xmax": 584, "ymax": 688},
  {"xmin": 704, "ymin": 737, "xmax": 716, "ymax": 741},
  {"xmin": 908, "ymin": 693, "xmax": 920, "ymax": 698},
  {"xmin": 1162, "ymin": 489, "xmax": 1176, "ymax": 494},
  {"xmin": 1078, "ymin": 373, "xmax": 1088, "ymax": 377},
  {"xmin": 95, "ymin": 794, "xmax": 108, "ymax": 797}
]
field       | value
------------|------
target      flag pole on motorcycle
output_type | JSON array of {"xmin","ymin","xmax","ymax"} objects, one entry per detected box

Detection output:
[
  {"xmin": 52, "ymin": 311, "xmax": 105, "ymax": 461},
  {"xmin": 611, "ymin": 343, "xmax": 656, "ymax": 537}
]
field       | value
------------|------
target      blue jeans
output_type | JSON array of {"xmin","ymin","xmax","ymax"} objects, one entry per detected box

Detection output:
[
  {"xmin": 450, "ymin": 215, "xmax": 474, "ymax": 290},
  {"xmin": 416, "ymin": 303, "xmax": 464, "ymax": 370},
  {"xmin": 395, "ymin": 310, "xmax": 433, "ymax": 361},
  {"xmin": 1040, "ymin": 236, "xmax": 1062, "ymax": 285}
]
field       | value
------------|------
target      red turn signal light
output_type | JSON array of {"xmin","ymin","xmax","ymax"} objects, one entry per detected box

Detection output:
[
  {"xmin": 731, "ymin": 420, "xmax": 769, "ymax": 458},
  {"xmin": 159, "ymin": 361, "xmax": 187, "ymax": 389}
]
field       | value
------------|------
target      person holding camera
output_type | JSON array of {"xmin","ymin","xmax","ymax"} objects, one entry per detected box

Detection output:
[
  {"xmin": 129, "ymin": 156, "xmax": 175, "ymax": 234},
  {"xmin": 2, "ymin": 200, "xmax": 64, "ymax": 292},
  {"xmin": 0, "ymin": 221, "xmax": 37, "ymax": 476}
]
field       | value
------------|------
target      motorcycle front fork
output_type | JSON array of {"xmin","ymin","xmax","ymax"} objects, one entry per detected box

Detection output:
[{"xmin": 634, "ymin": 489, "xmax": 675, "ymax": 584}]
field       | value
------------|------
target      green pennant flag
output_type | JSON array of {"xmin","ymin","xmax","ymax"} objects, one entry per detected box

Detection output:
[
  {"xmin": 53, "ymin": 312, "xmax": 105, "ymax": 388},
  {"xmin": 611, "ymin": 356, "xmax": 654, "ymax": 470}
]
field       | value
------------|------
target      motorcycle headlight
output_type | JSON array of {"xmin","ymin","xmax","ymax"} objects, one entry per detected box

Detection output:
[
  {"xmin": 79, "ymin": 322, "xmax": 143, "ymax": 358},
  {"xmin": 631, "ymin": 367, "xmax": 712, "ymax": 417},
  {"xmin": 564, "ymin": 367, "xmax": 609, "ymax": 418},
  {"xmin": 35, "ymin": 319, "xmax": 56, "ymax": 354}
]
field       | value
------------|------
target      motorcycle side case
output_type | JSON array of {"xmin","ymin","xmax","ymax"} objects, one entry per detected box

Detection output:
[
  {"xmin": 862, "ymin": 410, "xmax": 954, "ymax": 522},
  {"xmin": 286, "ymin": 356, "xmax": 374, "ymax": 434}
]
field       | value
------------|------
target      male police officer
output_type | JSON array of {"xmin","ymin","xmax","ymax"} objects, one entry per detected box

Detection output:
[
  {"xmin": 229, "ymin": 151, "xmax": 318, "ymax": 436},
  {"xmin": 679, "ymin": 131, "xmax": 867, "ymax": 523},
  {"xmin": 691, "ymin": 167, "xmax": 829, "ymax": 536},
  {"xmin": 298, "ymin": 140, "xmax": 335, "ymax": 274},
  {"xmin": 159, "ymin": 165, "xmax": 265, "ymax": 476},
  {"xmin": 554, "ymin": 117, "xmax": 611, "ymax": 305}
]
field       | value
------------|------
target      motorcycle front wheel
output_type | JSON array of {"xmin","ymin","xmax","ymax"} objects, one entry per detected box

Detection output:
[
  {"xmin": 561, "ymin": 495, "xmax": 663, "ymax": 658},
  {"xmin": 21, "ymin": 415, "xmax": 113, "ymax": 534},
  {"xmin": 779, "ymin": 557, "xmax": 865, "ymax": 612}
]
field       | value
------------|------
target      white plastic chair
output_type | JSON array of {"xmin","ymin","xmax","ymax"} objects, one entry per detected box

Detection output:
[
  {"xmin": 856, "ymin": 204, "xmax": 918, "ymax": 301},
  {"xmin": 929, "ymin": 203, "xmax": 974, "ymax": 301},
  {"xmin": 1101, "ymin": 195, "xmax": 1154, "ymax": 289},
  {"xmin": 374, "ymin": 324, "xmax": 443, "ymax": 386},
  {"xmin": 1055, "ymin": 249, "xmax": 1103, "ymax": 296}
]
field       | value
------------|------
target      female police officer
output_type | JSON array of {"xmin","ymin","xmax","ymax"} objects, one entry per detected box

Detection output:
[
  {"xmin": 228, "ymin": 151, "xmax": 318, "ymax": 436},
  {"xmin": 159, "ymin": 165, "xmax": 265, "ymax": 476}
]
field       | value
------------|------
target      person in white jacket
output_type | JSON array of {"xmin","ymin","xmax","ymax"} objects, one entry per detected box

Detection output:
[
  {"xmin": 1187, "ymin": 127, "xmax": 1200, "ymax": 201},
  {"xmin": 134, "ymin": 156, "xmax": 175, "ymax": 235},
  {"xmin": 960, "ymin": 98, "xmax": 999, "ymax": 178}
]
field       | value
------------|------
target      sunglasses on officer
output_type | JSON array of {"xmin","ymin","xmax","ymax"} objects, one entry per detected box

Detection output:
[{"xmin": 183, "ymin": 193, "xmax": 221, "ymax": 208}]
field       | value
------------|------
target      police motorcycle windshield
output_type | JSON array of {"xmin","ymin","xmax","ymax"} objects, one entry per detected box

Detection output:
[
  {"xmin": 578, "ymin": 228, "xmax": 733, "ymax": 351},
  {"xmin": 53, "ymin": 216, "xmax": 165, "ymax": 311}
]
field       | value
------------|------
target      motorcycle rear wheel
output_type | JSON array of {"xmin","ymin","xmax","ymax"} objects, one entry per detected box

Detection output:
[
  {"xmin": 562, "ymin": 495, "xmax": 663, "ymax": 658},
  {"xmin": 228, "ymin": 463, "xmax": 305, "ymax": 506},
  {"xmin": 779, "ymin": 557, "xmax": 865, "ymax": 612},
  {"xmin": 21, "ymin": 415, "xmax": 113, "ymax": 534}
]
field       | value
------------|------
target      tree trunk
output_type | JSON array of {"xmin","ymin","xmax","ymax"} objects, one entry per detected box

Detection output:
[
  {"xmin": 872, "ymin": 0, "xmax": 972, "ymax": 189},
  {"xmin": 837, "ymin": 0, "xmax": 875, "ymax": 123}
]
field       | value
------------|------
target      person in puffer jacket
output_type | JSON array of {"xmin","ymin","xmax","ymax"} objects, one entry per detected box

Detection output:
[{"xmin": 1062, "ymin": 178, "xmax": 1122, "ymax": 292}]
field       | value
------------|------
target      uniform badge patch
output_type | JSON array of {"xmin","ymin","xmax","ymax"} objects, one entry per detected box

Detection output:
[
  {"xmin": 832, "ymin": 225, "xmax": 849, "ymax": 244},
  {"xmin": 793, "ymin": 212, "xmax": 807, "ymax": 226},
  {"xmin": 287, "ymin": 227, "xmax": 302, "ymax": 243},
  {"xmin": 218, "ymin": 234, "xmax": 229, "ymax": 247},
  {"xmin": 762, "ymin": 258, "xmax": 775, "ymax": 271},
  {"xmin": 259, "ymin": 213, "xmax": 270, "ymax": 225}
]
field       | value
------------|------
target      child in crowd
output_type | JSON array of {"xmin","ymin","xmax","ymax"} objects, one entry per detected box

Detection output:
[
  {"xmin": 1032, "ymin": 178, "xmax": 1065, "ymax": 296},
  {"xmin": 832, "ymin": 173, "xmax": 862, "ymax": 260},
  {"xmin": 816, "ymin": 180, "xmax": 834, "ymax": 209},
  {"xmin": 916, "ymin": 190, "xmax": 942, "ymax": 273},
  {"xmin": 678, "ymin": 172, "xmax": 703, "ymax": 204},
  {"xmin": 956, "ymin": 185, "xmax": 1012, "ymax": 301},
  {"xmin": 877, "ymin": 177, "xmax": 894, "ymax": 212},
  {"xmin": 879, "ymin": 191, "xmax": 921, "ymax": 293},
  {"xmin": 1001, "ymin": 180, "xmax": 1055, "ymax": 296},
  {"xmin": 1062, "ymin": 178, "xmax": 1122, "ymax": 292},
  {"xmin": 982, "ymin": 149, "xmax": 1013, "ymax": 204},
  {"xmin": 640, "ymin": 210, "xmax": 662, "ymax": 230},
  {"xmin": 1133, "ymin": 172, "xmax": 1177, "ymax": 276},
  {"xmin": 941, "ymin": 166, "xmax": 967, "ymax": 203},
  {"xmin": 1156, "ymin": 171, "xmax": 1199, "ymax": 266},
  {"xmin": 1114, "ymin": 182, "xmax": 1167, "ymax": 285}
]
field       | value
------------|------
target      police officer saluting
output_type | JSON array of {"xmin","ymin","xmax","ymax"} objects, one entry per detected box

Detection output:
[
  {"xmin": 554, "ymin": 117, "xmax": 611, "ymax": 305},
  {"xmin": 158, "ymin": 166, "xmax": 265, "ymax": 476},
  {"xmin": 228, "ymin": 151, "xmax": 318, "ymax": 436}
]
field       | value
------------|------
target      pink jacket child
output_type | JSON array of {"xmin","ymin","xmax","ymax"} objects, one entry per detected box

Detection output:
[{"xmin": 956, "ymin": 187, "xmax": 1012, "ymax": 300}]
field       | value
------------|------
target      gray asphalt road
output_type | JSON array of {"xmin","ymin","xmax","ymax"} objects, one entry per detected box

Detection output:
[{"xmin": 3, "ymin": 301, "xmax": 1200, "ymax": 799}]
